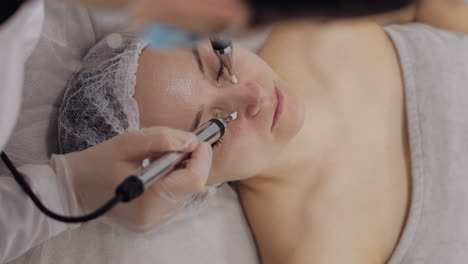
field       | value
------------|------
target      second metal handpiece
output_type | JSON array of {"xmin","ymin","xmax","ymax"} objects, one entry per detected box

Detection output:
[{"xmin": 210, "ymin": 38, "xmax": 238, "ymax": 84}]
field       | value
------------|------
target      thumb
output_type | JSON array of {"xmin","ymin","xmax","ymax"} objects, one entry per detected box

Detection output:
[{"xmin": 133, "ymin": 0, "xmax": 248, "ymax": 34}]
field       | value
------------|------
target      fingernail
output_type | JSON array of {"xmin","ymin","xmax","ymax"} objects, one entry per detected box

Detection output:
[{"xmin": 182, "ymin": 135, "xmax": 198, "ymax": 149}]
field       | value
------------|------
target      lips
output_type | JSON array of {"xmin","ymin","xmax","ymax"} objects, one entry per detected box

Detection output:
[{"xmin": 271, "ymin": 86, "xmax": 284, "ymax": 130}]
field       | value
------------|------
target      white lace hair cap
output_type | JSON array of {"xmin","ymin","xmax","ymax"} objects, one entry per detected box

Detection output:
[{"xmin": 58, "ymin": 32, "xmax": 147, "ymax": 154}]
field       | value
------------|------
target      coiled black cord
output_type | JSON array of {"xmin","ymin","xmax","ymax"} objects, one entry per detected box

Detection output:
[{"xmin": 1, "ymin": 152, "xmax": 144, "ymax": 223}]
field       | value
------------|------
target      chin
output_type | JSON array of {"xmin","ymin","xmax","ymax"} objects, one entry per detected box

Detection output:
[{"xmin": 207, "ymin": 173, "xmax": 231, "ymax": 186}]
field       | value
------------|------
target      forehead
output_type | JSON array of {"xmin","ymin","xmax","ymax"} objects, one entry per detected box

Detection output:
[
  {"xmin": 135, "ymin": 47, "xmax": 207, "ymax": 131},
  {"xmin": 139, "ymin": 39, "xmax": 217, "ymax": 77}
]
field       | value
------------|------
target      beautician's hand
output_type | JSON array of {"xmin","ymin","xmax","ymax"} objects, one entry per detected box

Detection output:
[
  {"xmin": 74, "ymin": 0, "xmax": 248, "ymax": 34},
  {"xmin": 55, "ymin": 127, "xmax": 212, "ymax": 232}
]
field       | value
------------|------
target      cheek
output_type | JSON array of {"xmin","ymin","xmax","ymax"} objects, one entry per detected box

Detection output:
[
  {"xmin": 226, "ymin": 122, "xmax": 247, "ymax": 139},
  {"xmin": 210, "ymin": 129, "xmax": 268, "ymax": 182}
]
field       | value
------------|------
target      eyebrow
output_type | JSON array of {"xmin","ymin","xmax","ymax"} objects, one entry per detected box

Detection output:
[
  {"xmin": 191, "ymin": 105, "xmax": 204, "ymax": 131},
  {"xmin": 192, "ymin": 49, "xmax": 205, "ymax": 74}
]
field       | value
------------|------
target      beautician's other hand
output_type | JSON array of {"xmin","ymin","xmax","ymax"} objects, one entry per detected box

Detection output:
[
  {"xmin": 57, "ymin": 127, "xmax": 212, "ymax": 232},
  {"xmin": 74, "ymin": 0, "xmax": 248, "ymax": 34}
]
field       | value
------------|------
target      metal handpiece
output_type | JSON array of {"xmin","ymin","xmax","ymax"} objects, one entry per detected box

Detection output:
[
  {"xmin": 137, "ymin": 113, "xmax": 237, "ymax": 188},
  {"xmin": 210, "ymin": 37, "xmax": 238, "ymax": 84},
  {"xmin": 136, "ymin": 152, "xmax": 188, "ymax": 188}
]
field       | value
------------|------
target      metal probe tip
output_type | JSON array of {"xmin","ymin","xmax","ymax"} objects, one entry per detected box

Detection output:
[
  {"xmin": 231, "ymin": 74, "xmax": 238, "ymax": 84},
  {"xmin": 225, "ymin": 112, "xmax": 238, "ymax": 123},
  {"xmin": 230, "ymin": 112, "xmax": 238, "ymax": 120}
]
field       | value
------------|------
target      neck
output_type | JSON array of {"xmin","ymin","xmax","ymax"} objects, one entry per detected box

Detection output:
[
  {"xmin": 239, "ymin": 22, "xmax": 338, "ymax": 196},
  {"xmin": 239, "ymin": 127, "xmax": 326, "ymax": 197}
]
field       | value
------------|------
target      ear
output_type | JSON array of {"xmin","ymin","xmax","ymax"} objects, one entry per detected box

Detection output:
[{"xmin": 132, "ymin": 0, "xmax": 249, "ymax": 34}]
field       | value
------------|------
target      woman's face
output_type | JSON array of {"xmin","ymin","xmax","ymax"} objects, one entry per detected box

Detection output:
[{"xmin": 134, "ymin": 40, "xmax": 304, "ymax": 184}]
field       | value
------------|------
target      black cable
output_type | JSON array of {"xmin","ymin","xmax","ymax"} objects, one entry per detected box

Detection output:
[{"xmin": 1, "ymin": 152, "xmax": 144, "ymax": 223}]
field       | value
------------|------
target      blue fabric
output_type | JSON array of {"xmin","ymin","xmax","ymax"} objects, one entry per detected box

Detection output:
[{"xmin": 142, "ymin": 24, "xmax": 203, "ymax": 51}]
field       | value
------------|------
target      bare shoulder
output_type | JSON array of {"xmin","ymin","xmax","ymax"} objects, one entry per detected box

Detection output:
[
  {"xmin": 416, "ymin": 0, "xmax": 468, "ymax": 34},
  {"xmin": 260, "ymin": 19, "xmax": 402, "ymax": 97},
  {"xmin": 256, "ymin": 19, "xmax": 410, "ymax": 264}
]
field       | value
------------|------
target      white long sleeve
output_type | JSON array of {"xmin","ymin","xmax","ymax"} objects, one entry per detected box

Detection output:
[
  {"xmin": 0, "ymin": 0, "xmax": 44, "ymax": 151},
  {"xmin": 0, "ymin": 163, "xmax": 78, "ymax": 263},
  {"xmin": 0, "ymin": 0, "xmax": 76, "ymax": 261}
]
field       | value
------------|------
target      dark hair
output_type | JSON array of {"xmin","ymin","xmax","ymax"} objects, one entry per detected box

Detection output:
[
  {"xmin": 248, "ymin": 0, "xmax": 416, "ymax": 25},
  {"xmin": 1, "ymin": 0, "xmax": 27, "ymax": 25}
]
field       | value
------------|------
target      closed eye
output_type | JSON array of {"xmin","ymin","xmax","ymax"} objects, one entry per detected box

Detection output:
[
  {"xmin": 192, "ymin": 47, "xmax": 224, "ymax": 83},
  {"xmin": 216, "ymin": 63, "xmax": 224, "ymax": 82},
  {"xmin": 212, "ymin": 137, "xmax": 224, "ymax": 148},
  {"xmin": 192, "ymin": 49, "xmax": 204, "ymax": 74}
]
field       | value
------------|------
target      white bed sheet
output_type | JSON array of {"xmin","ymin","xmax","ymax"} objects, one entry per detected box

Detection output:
[{"xmin": 2, "ymin": 0, "xmax": 261, "ymax": 263}]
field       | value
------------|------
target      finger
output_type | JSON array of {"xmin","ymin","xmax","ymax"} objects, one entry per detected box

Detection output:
[
  {"xmin": 150, "ymin": 143, "xmax": 213, "ymax": 201},
  {"xmin": 132, "ymin": 0, "xmax": 247, "ymax": 33},
  {"xmin": 78, "ymin": 0, "xmax": 131, "ymax": 10},
  {"xmin": 115, "ymin": 127, "xmax": 199, "ymax": 161}
]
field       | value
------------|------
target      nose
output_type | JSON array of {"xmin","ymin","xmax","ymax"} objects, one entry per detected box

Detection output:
[{"xmin": 227, "ymin": 81, "xmax": 266, "ymax": 117}]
